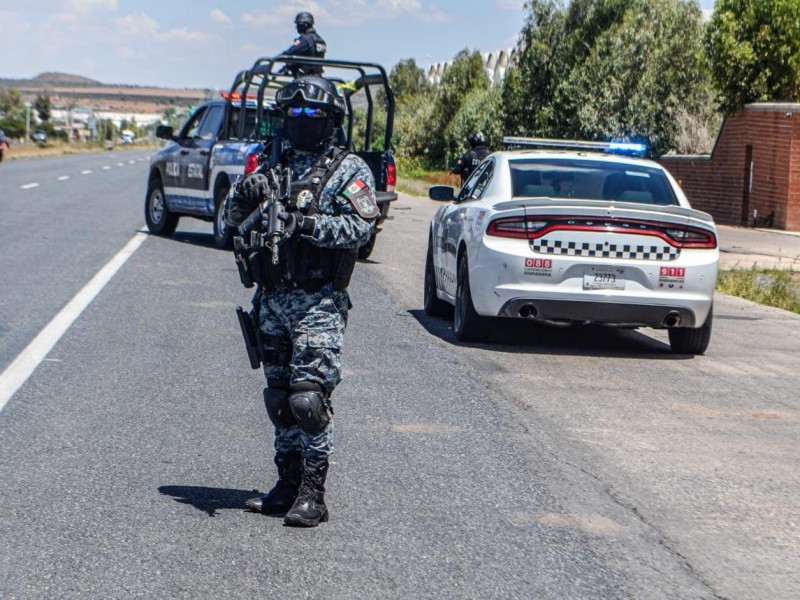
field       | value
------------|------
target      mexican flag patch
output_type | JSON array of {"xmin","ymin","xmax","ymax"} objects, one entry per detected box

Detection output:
[{"xmin": 342, "ymin": 178, "xmax": 379, "ymax": 219}]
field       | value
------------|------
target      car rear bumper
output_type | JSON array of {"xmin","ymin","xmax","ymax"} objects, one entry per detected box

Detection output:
[
  {"xmin": 470, "ymin": 237, "xmax": 718, "ymax": 327},
  {"xmin": 498, "ymin": 297, "xmax": 699, "ymax": 327}
]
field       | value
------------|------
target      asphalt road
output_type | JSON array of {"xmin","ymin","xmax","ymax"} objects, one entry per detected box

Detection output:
[{"xmin": 1, "ymin": 154, "xmax": 798, "ymax": 599}]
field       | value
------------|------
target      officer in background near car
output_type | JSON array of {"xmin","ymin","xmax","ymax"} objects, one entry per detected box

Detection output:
[
  {"xmin": 451, "ymin": 131, "xmax": 490, "ymax": 184},
  {"xmin": 280, "ymin": 12, "xmax": 327, "ymax": 76},
  {"xmin": 225, "ymin": 75, "xmax": 379, "ymax": 527}
]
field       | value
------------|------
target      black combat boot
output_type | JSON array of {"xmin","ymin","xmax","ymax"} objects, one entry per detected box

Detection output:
[
  {"xmin": 284, "ymin": 459, "xmax": 329, "ymax": 527},
  {"xmin": 246, "ymin": 452, "xmax": 302, "ymax": 514}
]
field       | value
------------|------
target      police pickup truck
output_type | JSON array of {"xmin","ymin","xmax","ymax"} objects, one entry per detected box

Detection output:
[{"xmin": 145, "ymin": 56, "xmax": 397, "ymax": 256}]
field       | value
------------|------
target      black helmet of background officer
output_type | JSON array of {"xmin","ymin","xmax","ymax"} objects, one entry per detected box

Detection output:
[
  {"xmin": 469, "ymin": 131, "xmax": 487, "ymax": 148},
  {"xmin": 276, "ymin": 75, "xmax": 345, "ymax": 151},
  {"xmin": 295, "ymin": 12, "xmax": 314, "ymax": 33}
]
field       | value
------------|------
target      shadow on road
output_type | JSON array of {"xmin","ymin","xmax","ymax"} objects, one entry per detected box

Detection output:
[
  {"xmin": 408, "ymin": 308, "xmax": 696, "ymax": 360},
  {"xmin": 158, "ymin": 485, "xmax": 275, "ymax": 517}
]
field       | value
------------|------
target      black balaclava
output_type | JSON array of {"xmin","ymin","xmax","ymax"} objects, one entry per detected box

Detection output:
[{"xmin": 284, "ymin": 114, "xmax": 336, "ymax": 152}]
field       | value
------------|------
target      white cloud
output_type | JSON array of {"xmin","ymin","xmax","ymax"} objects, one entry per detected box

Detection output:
[
  {"xmin": 210, "ymin": 8, "xmax": 232, "ymax": 26},
  {"xmin": 496, "ymin": 0, "xmax": 524, "ymax": 9},
  {"xmin": 239, "ymin": 0, "xmax": 454, "ymax": 29},
  {"xmin": 68, "ymin": 0, "xmax": 118, "ymax": 13}
]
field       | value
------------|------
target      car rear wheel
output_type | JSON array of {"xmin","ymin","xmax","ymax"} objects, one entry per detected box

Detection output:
[
  {"xmin": 454, "ymin": 256, "xmax": 491, "ymax": 342},
  {"xmin": 145, "ymin": 176, "xmax": 178, "ymax": 236},
  {"xmin": 213, "ymin": 182, "xmax": 233, "ymax": 249},
  {"xmin": 668, "ymin": 305, "xmax": 713, "ymax": 355},
  {"xmin": 424, "ymin": 239, "xmax": 451, "ymax": 317}
]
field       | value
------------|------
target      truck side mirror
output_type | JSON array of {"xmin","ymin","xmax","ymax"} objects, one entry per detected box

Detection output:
[
  {"xmin": 156, "ymin": 125, "xmax": 174, "ymax": 140},
  {"xmin": 428, "ymin": 185, "xmax": 455, "ymax": 201}
]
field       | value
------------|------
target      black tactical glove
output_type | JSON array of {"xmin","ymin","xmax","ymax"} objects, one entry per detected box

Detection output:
[
  {"xmin": 277, "ymin": 209, "xmax": 315, "ymax": 243},
  {"xmin": 239, "ymin": 173, "xmax": 270, "ymax": 203}
]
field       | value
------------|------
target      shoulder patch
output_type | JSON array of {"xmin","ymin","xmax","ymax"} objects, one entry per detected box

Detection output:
[{"xmin": 342, "ymin": 178, "xmax": 380, "ymax": 220}]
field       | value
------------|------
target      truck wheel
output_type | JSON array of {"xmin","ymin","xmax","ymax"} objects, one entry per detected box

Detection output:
[
  {"xmin": 454, "ymin": 256, "xmax": 491, "ymax": 342},
  {"xmin": 145, "ymin": 176, "xmax": 178, "ymax": 236},
  {"xmin": 358, "ymin": 231, "xmax": 378, "ymax": 260},
  {"xmin": 668, "ymin": 306, "xmax": 713, "ymax": 355},
  {"xmin": 213, "ymin": 182, "xmax": 233, "ymax": 249},
  {"xmin": 424, "ymin": 239, "xmax": 451, "ymax": 317}
]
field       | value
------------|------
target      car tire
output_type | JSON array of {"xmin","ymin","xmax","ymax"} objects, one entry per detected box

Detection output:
[
  {"xmin": 358, "ymin": 231, "xmax": 378, "ymax": 260},
  {"xmin": 454, "ymin": 255, "xmax": 491, "ymax": 342},
  {"xmin": 145, "ymin": 176, "xmax": 179, "ymax": 236},
  {"xmin": 424, "ymin": 239, "xmax": 451, "ymax": 317},
  {"xmin": 213, "ymin": 182, "xmax": 234, "ymax": 249},
  {"xmin": 668, "ymin": 305, "xmax": 713, "ymax": 355}
]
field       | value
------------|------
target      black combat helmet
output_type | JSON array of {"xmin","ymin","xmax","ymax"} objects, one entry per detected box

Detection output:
[
  {"xmin": 469, "ymin": 131, "xmax": 487, "ymax": 147},
  {"xmin": 276, "ymin": 76, "xmax": 346, "ymax": 150},
  {"xmin": 295, "ymin": 11, "xmax": 314, "ymax": 31},
  {"xmin": 276, "ymin": 76, "xmax": 345, "ymax": 125}
]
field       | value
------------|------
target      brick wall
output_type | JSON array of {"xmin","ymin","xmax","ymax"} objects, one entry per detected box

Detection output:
[{"xmin": 659, "ymin": 104, "xmax": 800, "ymax": 231}]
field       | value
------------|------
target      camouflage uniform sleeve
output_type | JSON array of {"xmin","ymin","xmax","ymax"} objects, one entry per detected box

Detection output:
[{"xmin": 301, "ymin": 154, "xmax": 377, "ymax": 249}]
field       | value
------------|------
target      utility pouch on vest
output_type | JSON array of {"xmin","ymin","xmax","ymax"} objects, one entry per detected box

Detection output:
[
  {"xmin": 236, "ymin": 306, "xmax": 263, "ymax": 369},
  {"xmin": 233, "ymin": 236, "xmax": 254, "ymax": 289}
]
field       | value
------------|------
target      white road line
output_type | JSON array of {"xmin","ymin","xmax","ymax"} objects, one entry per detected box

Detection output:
[
  {"xmin": 102, "ymin": 165, "xmax": 111, "ymax": 170},
  {"xmin": 128, "ymin": 160, "xmax": 135, "ymax": 164},
  {"xmin": 0, "ymin": 231, "xmax": 148, "ymax": 413},
  {"xmin": 21, "ymin": 183, "xmax": 39, "ymax": 189},
  {"xmin": 58, "ymin": 175, "xmax": 70, "ymax": 181},
  {"xmin": 82, "ymin": 170, "xmax": 92, "ymax": 174},
  {"xmin": 117, "ymin": 162, "xmax": 124, "ymax": 166}
]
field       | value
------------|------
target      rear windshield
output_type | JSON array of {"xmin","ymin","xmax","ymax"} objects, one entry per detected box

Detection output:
[{"xmin": 510, "ymin": 158, "xmax": 678, "ymax": 205}]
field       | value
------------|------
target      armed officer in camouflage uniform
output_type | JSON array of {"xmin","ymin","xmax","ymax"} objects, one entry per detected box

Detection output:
[
  {"xmin": 225, "ymin": 76, "xmax": 378, "ymax": 527},
  {"xmin": 280, "ymin": 12, "xmax": 327, "ymax": 76},
  {"xmin": 451, "ymin": 131, "xmax": 490, "ymax": 184}
]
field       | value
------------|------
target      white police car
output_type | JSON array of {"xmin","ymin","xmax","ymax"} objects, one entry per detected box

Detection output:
[{"xmin": 424, "ymin": 138, "xmax": 719, "ymax": 354}]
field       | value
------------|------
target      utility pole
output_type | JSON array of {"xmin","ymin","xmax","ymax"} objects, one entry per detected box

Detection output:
[{"xmin": 25, "ymin": 102, "xmax": 31, "ymax": 144}]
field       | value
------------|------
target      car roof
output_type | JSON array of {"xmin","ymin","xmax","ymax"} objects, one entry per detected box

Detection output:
[{"xmin": 494, "ymin": 149, "xmax": 665, "ymax": 170}]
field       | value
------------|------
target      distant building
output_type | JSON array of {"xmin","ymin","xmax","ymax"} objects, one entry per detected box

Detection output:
[{"xmin": 427, "ymin": 48, "xmax": 517, "ymax": 86}]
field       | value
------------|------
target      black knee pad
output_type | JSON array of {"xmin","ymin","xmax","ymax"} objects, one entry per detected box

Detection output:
[
  {"xmin": 263, "ymin": 387, "xmax": 295, "ymax": 427},
  {"xmin": 287, "ymin": 382, "xmax": 330, "ymax": 433}
]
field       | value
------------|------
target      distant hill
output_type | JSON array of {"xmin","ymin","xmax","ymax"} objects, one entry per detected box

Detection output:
[{"xmin": 32, "ymin": 72, "xmax": 101, "ymax": 85}]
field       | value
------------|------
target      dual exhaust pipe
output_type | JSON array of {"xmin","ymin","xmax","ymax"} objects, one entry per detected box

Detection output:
[{"xmin": 517, "ymin": 305, "xmax": 683, "ymax": 328}]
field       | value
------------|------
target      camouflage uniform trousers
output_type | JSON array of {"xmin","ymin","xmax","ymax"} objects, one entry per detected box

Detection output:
[{"xmin": 258, "ymin": 282, "xmax": 349, "ymax": 465}]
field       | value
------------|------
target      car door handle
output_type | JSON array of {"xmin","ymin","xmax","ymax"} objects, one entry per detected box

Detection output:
[
  {"xmin": 180, "ymin": 149, "xmax": 190, "ymax": 155},
  {"xmin": 199, "ymin": 150, "xmax": 209, "ymax": 156}
]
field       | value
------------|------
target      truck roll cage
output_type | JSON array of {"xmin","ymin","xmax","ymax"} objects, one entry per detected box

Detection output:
[{"xmin": 222, "ymin": 55, "xmax": 395, "ymax": 153}]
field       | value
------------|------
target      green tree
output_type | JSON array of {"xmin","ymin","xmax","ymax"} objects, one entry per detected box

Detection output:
[
  {"xmin": 0, "ymin": 88, "xmax": 26, "ymax": 137},
  {"xmin": 389, "ymin": 58, "xmax": 430, "ymax": 106},
  {"xmin": 502, "ymin": 0, "xmax": 714, "ymax": 156},
  {"xmin": 429, "ymin": 49, "xmax": 490, "ymax": 165},
  {"xmin": 34, "ymin": 93, "xmax": 51, "ymax": 123},
  {"xmin": 500, "ymin": 0, "xmax": 566, "ymax": 136},
  {"xmin": 706, "ymin": 0, "xmax": 800, "ymax": 111},
  {"xmin": 444, "ymin": 87, "xmax": 504, "ymax": 161}
]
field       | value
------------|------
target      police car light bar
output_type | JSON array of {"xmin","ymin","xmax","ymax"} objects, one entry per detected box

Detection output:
[{"xmin": 503, "ymin": 137, "xmax": 647, "ymax": 157}]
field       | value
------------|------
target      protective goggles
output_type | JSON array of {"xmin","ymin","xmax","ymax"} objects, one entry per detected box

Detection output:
[
  {"xmin": 284, "ymin": 106, "xmax": 329, "ymax": 119},
  {"xmin": 275, "ymin": 81, "xmax": 344, "ymax": 112}
]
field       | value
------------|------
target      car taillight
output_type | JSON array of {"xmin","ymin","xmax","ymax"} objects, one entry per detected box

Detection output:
[
  {"xmin": 244, "ymin": 153, "xmax": 260, "ymax": 176},
  {"xmin": 487, "ymin": 217, "xmax": 548, "ymax": 238},
  {"xmin": 664, "ymin": 227, "xmax": 717, "ymax": 248},
  {"xmin": 487, "ymin": 216, "xmax": 718, "ymax": 248},
  {"xmin": 386, "ymin": 161, "xmax": 397, "ymax": 192}
]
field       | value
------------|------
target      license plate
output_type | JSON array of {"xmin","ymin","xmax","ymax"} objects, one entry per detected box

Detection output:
[{"xmin": 583, "ymin": 266, "xmax": 625, "ymax": 290}]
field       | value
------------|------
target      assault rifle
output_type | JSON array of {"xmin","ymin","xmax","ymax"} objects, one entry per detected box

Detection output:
[{"xmin": 232, "ymin": 165, "xmax": 292, "ymax": 288}]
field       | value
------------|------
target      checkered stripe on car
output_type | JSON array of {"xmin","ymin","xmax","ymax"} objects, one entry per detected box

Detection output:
[{"xmin": 531, "ymin": 239, "xmax": 680, "ymax": 260}]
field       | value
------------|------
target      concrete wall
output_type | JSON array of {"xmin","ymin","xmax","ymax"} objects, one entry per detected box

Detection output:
[{"xmin": 659, "ymin": 104, "xmax": 800, "ymax": 231}]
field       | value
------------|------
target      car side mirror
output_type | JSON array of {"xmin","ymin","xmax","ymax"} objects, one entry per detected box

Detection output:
[
  {"xmin": 156, "ymin": 125, "xmax": 174, "ymax": 140},
  {"xmin": 429, "ymin": 185, "xmax": 455, "ymax": 201}
]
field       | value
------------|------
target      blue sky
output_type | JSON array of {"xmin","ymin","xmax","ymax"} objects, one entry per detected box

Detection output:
[{"xmin": 1, "ymin": 0, "xmax": 716, "ymax": 89}]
